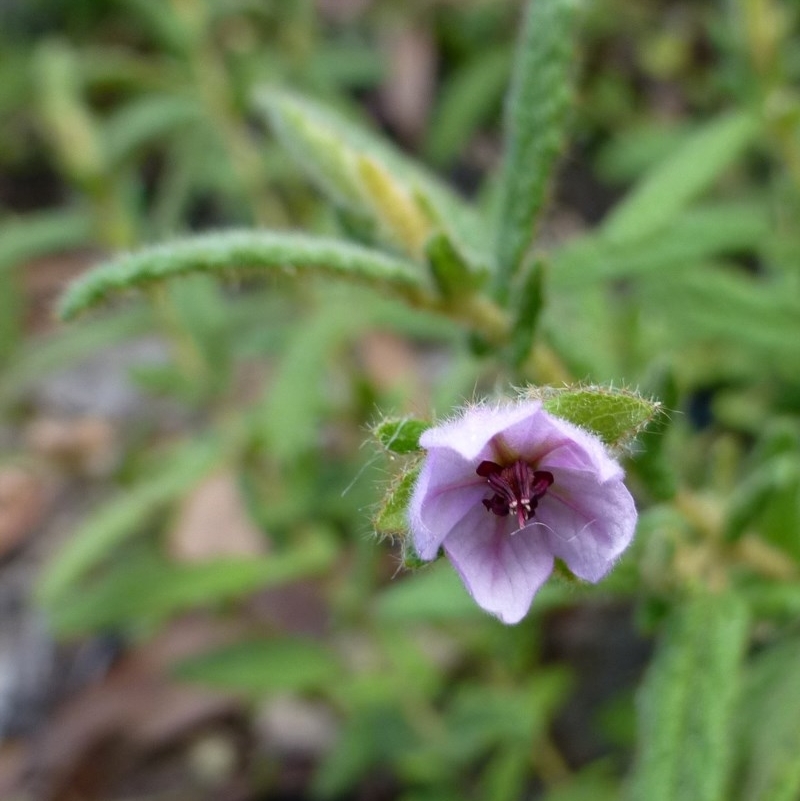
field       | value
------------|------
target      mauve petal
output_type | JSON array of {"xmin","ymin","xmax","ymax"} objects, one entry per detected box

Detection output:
[
  {"xmin": 408, "ymin": 449, "xmax": 485, "ymax": 560},
  {"xmin": 443, "ymin": 506, "xmax": 555, "ymax": 624},
  {"xmin": 537, "ymin": 474, "xmax": 637, "ymax": 581},
  {"xmin": 419, "ymin": 402, "xmax": 543, "ymax": 463},
  {"xmin": 548, "ymin": 417, "xmax": 627, "ymax": 481},
  {"xmin": 503, "ymin": 410, "xmax": 624, "ymax": 481}
]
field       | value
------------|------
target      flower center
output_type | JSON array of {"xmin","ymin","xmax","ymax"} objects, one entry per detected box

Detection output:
[{"xmin": 477, "ymin": 459, "xmax": 554, "ymax": 530}]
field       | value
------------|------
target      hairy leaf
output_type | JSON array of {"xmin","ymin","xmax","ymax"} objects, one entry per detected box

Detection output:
[
  {"xmin": 58, "ymin": 231, "xmax": 429, "ymax": 319},
  {"xmin": 734, "ymin": 636, "xmax": 800, "ymax": 801},
  {"xmin": 494, "ymin": 0, "xmax": 579, "ymax": 297},
  {"xmin": 626, "ymin": 592, "xmax": 749, "ymax": 801},
  {"xmin": 530, "ymin": 386, "xmax": 661, "ymax": 449},
  {"xmin": 254, "ymin": 89, "xmax": 490, "ymax": 265},
  {"xmin": 372, "ymin": 417, "xmax": 431, "ymax": 454}
]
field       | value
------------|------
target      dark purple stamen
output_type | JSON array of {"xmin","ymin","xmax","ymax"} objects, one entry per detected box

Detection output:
[{"xmin": 477, "ymin": 459, "xmax": 554, "ymax": 529}]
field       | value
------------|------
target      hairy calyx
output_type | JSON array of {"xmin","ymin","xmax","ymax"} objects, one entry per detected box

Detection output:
[{"xmin": 477, "ymin": 459, "xmax": 554, "ymax": 529}]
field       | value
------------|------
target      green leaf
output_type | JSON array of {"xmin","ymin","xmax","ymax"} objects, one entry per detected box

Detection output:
[
  {"xmin": 630, "ymin": 368, "xmax": 679, "ymax": 501},
  {"xmin": 37, "ymin": 435, "xmax": 231, "ymax": 604},
  {"xmin": 634, "ymin": 267, "xmax": 800, "ymax": 378},
  {"xmin": 601, "ymin": 111, "xmax": 759, "ymax": 246},
  {"xmin": 375, "ymin": 561, "xmax": 482, "ymax": 623},
  {"xmin": 259, "ymin": 299, "xmax": 373, "ymax": 461},
  {"xmin": 0, "ymin": 208, "xmax": 94, "ymax": 269},
  {"xmin": 312, "ymin": 707, "xmax": 415, "ymax": 799},
  {"xmin": 541, "ymin": 767, "xmax": 620, "ymax": 801},
  {"xmin": 253, "ymin": 89, "xmax": 490, "ymax": 265},
  {"xmin": 594, "ymin": 121, "xmax": 697, "ymax": 184},
  {"xmin": 741, "ymin": 581, "xmax": 800, "ymax": 622},
  {"xmin": 724, "ymin": 455, "xmax": 800, "ymax": 543},
  {"xmin": 425, "ymin": 231, "xmax": 487, "ymax": 299},
  {"xmin": 175, "ymin": 637, "xmax": 341, "ymax": 694},
  {"xmin": 425, "ymin": 46, "xmax": 512, "ymax": 166},
  {"xmin": 508, "ymin": 256, "xmax": 546, "ymax": 368},
  {"xmin": 533, "ymin": 386, "xmax": 661, "ymax": 449},
  {"xmin": 57, "ymin": 231, "xmax": 429, "ymax": 319},
  {"xmin": 494, "ymin": 0, "xmax": 579, "ymax": 297},
  {"xmin": 0, "ymin": 208, "xmax": 95, "ymax": 363},
  {"xmin": 0, "ymin": 307, "xmax": 153, "ymax": 409},
  {"xmin": 734, "ymin": 637, "xmax": 800, "ymax": 801},
  {"xmin": 374, "ymin": 463, "xmax": 421, "ymax": 539},
  {"xmin": 551, "ymin": 201, "xmax": 770, "ymax": 288},
  {"xmin": 626, "ymin": 592, "xmax": 749, "ymax": 801},
  {"xmin": 50, "ymin": 531, "xmax": 337, "ymax": 634},
  {"xmin": 103, "ymin": 94, "xmax": 202, "ymax": 165},
  {"xmin": 372, "ymin": 417, "xmax": 431, "ymax": 454},
  {"xmin": 446, "ymin": 673, "xmax": 569, "ymax": 756},
  {"xmin": 479, "ymin": 746, "xmax": 529, "ymax": 801}
]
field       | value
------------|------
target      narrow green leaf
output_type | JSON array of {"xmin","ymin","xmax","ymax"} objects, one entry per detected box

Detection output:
[
  {"xmin": 425, "ymin": 231, "xmax": 487, "ymax": 299},
  {"xmin": 0, "ymin": 308, "xmax": 153, "ymax": 409},
  {"xmin": 312, "ymin": 707, "xmax": 414, "ymax": 799},
  {"xmin": 508, "ymin": 256, "xmax": 546, "ymax": 368},
  {"xmin": 541, "ymin": 768, "xmax": 620, "ymax": 801},
  {"xmin": 0, "ymin": 206, "xmax": 92, "ymax": 364},
  {"xmin": 0, "ymin": 208, "xmax": 94, "ymax": 269},
  {"xmin": 479, "ymin": 745, "xmax": 529, "ymax": 801},
  {"xmin": 601, "ymin": 111, "xmax": 759, "ymax": 246},
  {"xmin": 494, "ymin": 0, "xmax": 579, "ymax": 297},
  {"xmin": 630, "ymin": 368, "xmax": 679, "ymax": 501},
  {"xmin": 594, "ymin": 121, "xmax": 697, "ymax": 183},
  {"xmin": 372, "ymin": 417, "xmax": 431, "ymax": 454},
  {"xmin": 175, "ymin": 637, "xmax": 341, "ymax": 694},
  {"xmin": 253, "ymin": 89, "xmax": 491, "ymax": 265},
  {"xmin": 551, "ymin": 201, "xmax": 770, "ymax": 288},
  {"xmin": 375, "ymin": 561, "xmax": 481, "ymax": 623},
  {"xmin": 626, "ymin": 592, "xmax": 749, "ymax": 801},
  {"xmin": 425, "ymin": 46, "xmax": 512, "ymax": 166},
  {"xmin": 37, "ymin": 435, "xmax": 230, "ymax": 604},
  {"xmin": 260, "ymin": 300, "xmax": 372, "ymax": 461},
  {"xmin": 50, "ymin": 532, "xmax": 337, "ymax": 634},
  {"xmin": 57, "ymin": 231, "xmax": 429, "ymax": 319},
  {"xmin": 634, "ymin": 267, "xmax": 800, "ymax": 376},
  {"xmin": 449, "ymin": 674, "xmax": 569, "ymax": 755},
  {"xmin": 724, "ymin": 455, "xmax": 800, "ymax": 542},
  {"xmin": 735, "ymin": 637, "xmax": 800, "ymax": 801},
  {"xmin": 533, "ymin": 386, "xmax": 661, "ymax": 449},
  {"xmin": 103, "ymin": 94, "xmax": 202, "ymax": 165}
]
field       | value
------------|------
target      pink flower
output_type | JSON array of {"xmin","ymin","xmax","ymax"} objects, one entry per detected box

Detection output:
[{"xmin": 408, "ymin": 401, "xmax": 637, "ymax": 624}]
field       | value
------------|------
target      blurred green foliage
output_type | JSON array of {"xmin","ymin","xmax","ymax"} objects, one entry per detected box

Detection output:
[{"xmin": 3, "ymin": 0, "xmax": 800, "ymax": 799}]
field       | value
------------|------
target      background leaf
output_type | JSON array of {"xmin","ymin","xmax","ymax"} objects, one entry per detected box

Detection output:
[
  {"xmin": 734, "ymin": 636, "xmax": 800, "ymax": 801},
  {"xmin": 58, "ymin": 231, "xmax": 429, "ymax": 319},
  {"xmin": 254, "ymin": 89, "xmax": 491, "ymax": 265},
  {"xmin": 494, "ymin": 0, "xmax": 579, "ymax": 297},
  {"xmin": 626, "ymin": 591, "xmax": 749, "ymax": 801},
  {"xmin": 600, "ymin": 111, "xmax": 759, "ymax": 246},
  {"xmin": 49, "ymin": 531, "xmax": 337, "ymax": 634},
  {"xmin": 37, "ymin": 434, "xmax": 233, "ymax": 604},
  {"xmin": 175, "ymin": 637, "xmax": 342, "ymax": 694}
]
